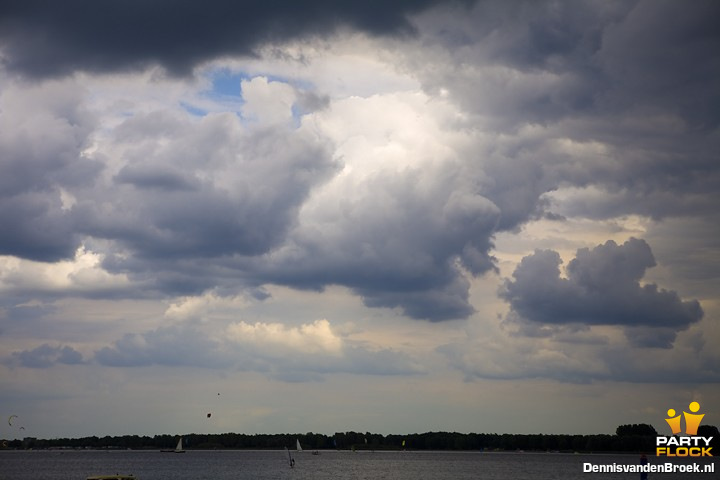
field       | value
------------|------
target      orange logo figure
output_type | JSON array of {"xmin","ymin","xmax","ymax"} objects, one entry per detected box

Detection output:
[
  {"xmin": 665, "ymin": 409, "xmax": 682, "ymax": 435},
  {"xmin": 683, "ymin": 401, "xmax": 704, "ymax": 435}
]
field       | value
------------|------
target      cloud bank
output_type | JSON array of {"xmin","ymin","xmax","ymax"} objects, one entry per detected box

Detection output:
[
  {"xmin": 91, "ymin": 319, "xmax": 425, "ymax": 381},
  {"xmin": 0, "ymin": 0, "xmax": 717, "ymax": 395}
]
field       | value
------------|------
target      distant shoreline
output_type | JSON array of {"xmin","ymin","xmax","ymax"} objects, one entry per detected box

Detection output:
[{"xmin": 5, "ymin": 429, "xmax": 716, "ymax": 453}]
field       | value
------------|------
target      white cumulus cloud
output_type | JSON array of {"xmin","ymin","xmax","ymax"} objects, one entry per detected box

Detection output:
[{"xmin": 227, "ymin": 319, "xmax": 343, "ymax": 355}]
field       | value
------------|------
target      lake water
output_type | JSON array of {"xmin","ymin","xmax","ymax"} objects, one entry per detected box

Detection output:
[{"xmin": 0, "ymin": 450, "xmax": 715, "ymax": 479}]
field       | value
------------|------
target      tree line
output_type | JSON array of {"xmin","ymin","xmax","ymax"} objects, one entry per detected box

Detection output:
[{"xmin": 3, "ymin": 424, "xmax": 717, "ymax": 452}]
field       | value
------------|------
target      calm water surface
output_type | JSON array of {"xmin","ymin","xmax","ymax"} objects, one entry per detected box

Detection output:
[{"xmin": 0, "ymin": 450, "xmax": 715, "ymax": 480}]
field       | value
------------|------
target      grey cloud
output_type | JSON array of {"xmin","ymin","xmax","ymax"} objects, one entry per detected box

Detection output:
[
  {"xmin": 0, "ymin": 81, "xmax": 101, "ymax": 261},
  {"xmin": 502, "ymin": 311, "xmax": 608, "ymax": 345},
  {"xmin": 94, "ymin": 325, "xmax": 232, "ymax": 368},
  {"xmin": 0, "ymin": 0, "xmax": 456, "ymax": 79},
  {"xmin": 415, "ymin": 0, "xmax": 719, "ymax": 128},
  {"xmin": 501, "ymin": 238, "xmax": 703, "ymax": 347},
  {"xmin": 2, "ymin": 74, "xmax": 501, "ymax": 320},
  {"xmin": 408, "ymin": 0, "xmax": 720, "ymax": 227},
  {"xmin": 93, "ymin": 324, "xmax": 424, "ymax": 379},
  {"xmin": 596, "ymin": 0, "xmax": 720, "ymax": 128},
  {"xmin": 257, "ymin": 171, "xmax": 500, "ymax": 321},
  {"xmin": 622, "ymin": 326, "xmax": 679, "ymax": 350},
  {"xmin": 0, "ymin": 193, "xmax": 79, "ymax": 262},
  {"xmin": 74, "ymin": 110, "xmax": 337, "ymax": 285},
  {"xmin": 0, "ymin": 81, "xmax": 98, "ymax": 194},
  {"xmin": 438, "ymin": 341, "xmax": 600, "ymax": 384},
  {"xmin": 359, "ymin": 273, "xmax": 474, "ymax": 321},
  {"xmin": 257, "ymin": 345, "xmax": 426, "ymax": 381},
  {"xmin": 114, "ymin": 164, "xmax": 200, "ymax": 192},
  {"xmin": 474, "ymin": 124, "xmax": 720, "ymax": 231},
  {"xmin": 2, "ymin": 0, "xmax": 718, "ymax": 327},
  {"xmin": 8, "ymin": 343, "xmax": 85, "ymax": 368},
  {"xmin": 57, "ymin": 345, "xmax": 84, "ymax": 364},
  {"xmin": 409, "ymin": 1, "xmax": 629, "ymax": 126},
  {"xmin": 598, "ymin": 347, "xmax": 720, "ymax": 384},
  {"xmin": 337, "ymin": 345, "xmax": 426, "ymax": 376},
  {"xmin": 440, "ymin": 337, "xmax": 720, "ymax": 384}
]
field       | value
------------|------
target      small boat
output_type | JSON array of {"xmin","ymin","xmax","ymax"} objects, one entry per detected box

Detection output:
[
  {"xmin": 86, "ymin": 476, "xmax": 137, "ymax": 480},
  {"xmin": 161, "ymin": 437, "xmax": 185, "ymax": 453},
  {"xmin": 296, "ymin": 439, "xmax": 302, "ymax": 452}
]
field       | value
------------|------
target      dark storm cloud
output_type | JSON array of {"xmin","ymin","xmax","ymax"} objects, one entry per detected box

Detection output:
[
  {"xmin": 415, "ymin": 0, "xmax": 720, "ymax": 128},
  {"xmin": 410, "ymin": 0, "xmax": 720, "ymax": 227},
  {"xmin": 597, "ymin": 0, "xmax": 720, "ymax": 128},
  {"xmin": 557, "ymin": 0, "xmax": 720, "ymax": 221},
  {"xmin": 501, "ymin": 238, "xmax": 703, "ymax": 347},
  {"xmin": 0, "ymin": 0, "xmax": 458, "ymax": 78},
  {"xmin": 409, "ymin": 0, "xmax": 629, "ymax": 127}
]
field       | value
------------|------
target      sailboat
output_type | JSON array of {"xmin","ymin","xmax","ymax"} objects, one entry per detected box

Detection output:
[
  {"xmin": 296, "ymin": 439, "xmax": 302, "ymax": 452},
  {"xmin": 161, "ymin": 437, "xmax": 186, "ymax": 453}
]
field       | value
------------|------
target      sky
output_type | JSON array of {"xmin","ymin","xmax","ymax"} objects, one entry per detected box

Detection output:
[{"xmin": 1, "ymin": 0, "xmax": 719, "ymax": 440}]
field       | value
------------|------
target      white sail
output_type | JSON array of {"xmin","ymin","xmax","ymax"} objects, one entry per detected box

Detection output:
[
  {"xmin": 161, "ymin": 436, "xmax": 185, "ymax": 453},
  {"xmin": 296, "ymin": 439, "xmax": 302, "ymax": 451}
]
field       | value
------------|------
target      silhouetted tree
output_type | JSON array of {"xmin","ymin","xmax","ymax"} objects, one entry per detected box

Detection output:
[{"xmin": 616, "ymin": 424, "xmax": 657, "ymax": 436}]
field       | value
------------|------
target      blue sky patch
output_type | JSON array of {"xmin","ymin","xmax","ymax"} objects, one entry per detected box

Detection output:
[
  {"xmin": 180, "ymin": 101, "xmax": 208, "ymax": 117},
  {"xmin": 209, "ymin": 69, "xmax": 250, "ymax": 97}
]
